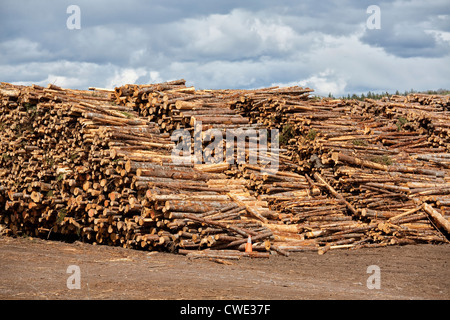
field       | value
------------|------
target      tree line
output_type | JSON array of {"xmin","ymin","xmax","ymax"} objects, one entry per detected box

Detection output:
[{"xmin": 326, "ymin": 88, "xmax": 450, "ymax": 101}]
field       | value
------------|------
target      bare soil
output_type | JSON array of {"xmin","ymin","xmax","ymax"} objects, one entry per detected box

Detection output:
[{"xmin": 0, "ymin": 236, "xmax": 448, "ymax": 300}]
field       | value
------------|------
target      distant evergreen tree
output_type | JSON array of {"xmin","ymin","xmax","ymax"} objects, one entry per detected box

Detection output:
[{"xmin": 341, "ymin": 88, "xmax": 448, "ymax": 100}]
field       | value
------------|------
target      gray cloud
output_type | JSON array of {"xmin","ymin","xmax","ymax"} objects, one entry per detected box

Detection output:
[
  {"xmin": 0, "ymin": 0, "xmax": 449, "ymax": 96},
  {"xmin": 360, "ymin": 0, "xmax": 450, "ymax": 57}
]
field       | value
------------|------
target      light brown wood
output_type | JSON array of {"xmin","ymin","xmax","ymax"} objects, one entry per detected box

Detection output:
[{"xmin": 1, "ymin": 80, "xmax": 448, "ymax": 259}]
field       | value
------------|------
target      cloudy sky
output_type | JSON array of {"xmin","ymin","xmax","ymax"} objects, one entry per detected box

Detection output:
[{"xmin": 1, "ymin": 0, "xmax": 449, "ymax": 96}]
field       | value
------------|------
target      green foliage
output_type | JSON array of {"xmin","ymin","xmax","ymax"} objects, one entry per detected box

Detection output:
[
  {"xmin": 120, "ymin": 111, "xmax": 134, "ymax": 118},
  {"xmin": 1, "ymin": 153, "xmax": 11, "ymax": 161},
  {"xmin": 69, "ymin": 153, "xmax": 79, "ymax": 161},
  {"xmin": 306, "ymin": 128, "xmax": 318, "ymax": 141},
  {"xmin": 343, "ymin": 91, "xmax": 392, "ymax": 101},
  {"xmin": 24, "ymin": 102, "xmax": 36, "ymax": 110},
  {"xmin": 24, "ymin": 103, "xmax": 38, "ymax": 119},
  {"xmin": 279, "ymin": 123, "xmax": 295, "ymax": 145},
  {"xmin": 56, "ymin": 209, "xmax": 67, "ymax": 224},
  {"xmin": 422, "ymin": 89, "xmax": 450, "ymax": 95},
  {"xmin": 396, "ymin": 116, "xmax": 408, "ymax": 131},
  {"xmin": 352, "ymin": 139, "xmax": 368, "ymax": 146},
  {"xmin": 44, "ymin": 157, "xmax": 55, "ymax": 168},
  {"xmin": 370, "ymin": 155, "xmax": 393, "ymax": 166},
  {"xmin": 341, "ymin": 88, "xmax": 450, "ymax": 101}
]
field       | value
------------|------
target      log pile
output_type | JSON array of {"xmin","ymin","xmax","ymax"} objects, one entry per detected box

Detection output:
[
  {"xmin": 113, "ymin": 80, "xmax": 255, "ymax": 134},
  {"xmin": 0, "ymin": 82, "xmax": 276, "ymax": 255},
  {"xmin": 229, "ymin": 92, "xmax": 449, "ymax": 253},
  {"xmin": 1, "ymin": 80, "xmax": 449, "ymax": 258}
]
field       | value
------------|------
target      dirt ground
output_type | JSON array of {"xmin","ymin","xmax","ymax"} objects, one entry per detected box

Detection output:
[{"xmin": 0, "ymin": 236, "xmax": 448, "ymax": 300}]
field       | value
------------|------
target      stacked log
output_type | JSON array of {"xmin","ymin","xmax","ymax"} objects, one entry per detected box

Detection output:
[
  {"xmin": 228, "ymin": 90, "xmax": 449, "ymax": 253},
  {"xmin": 1, "ymin": 80, "xmax": 449, "ymax": 258},
  {"xmin": 0, "ymin": 82, "xmax": 275, "ymax": 254},
  {"xmin": 114, "ymin": 80, "xmax": 255, "ymax": 134}
]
